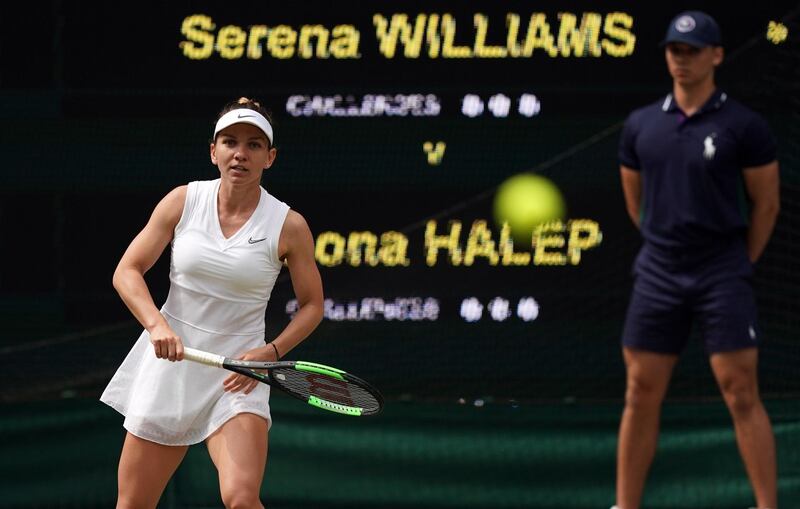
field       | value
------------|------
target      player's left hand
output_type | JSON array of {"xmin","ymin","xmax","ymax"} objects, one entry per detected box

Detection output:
[{"xmin": 222, "ymin": 347, "xmax": 269, "ymax": 394}]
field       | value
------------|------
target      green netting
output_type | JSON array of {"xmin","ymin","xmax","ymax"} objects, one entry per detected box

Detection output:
[{"xmin": 1, "ymin": 397, "xmax": 798, "ymax": 509}]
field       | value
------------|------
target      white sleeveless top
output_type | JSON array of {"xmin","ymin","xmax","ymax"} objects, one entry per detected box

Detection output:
[{"xmin": 101, "ymin": 179, "xmax": 290, "ymax": 445}]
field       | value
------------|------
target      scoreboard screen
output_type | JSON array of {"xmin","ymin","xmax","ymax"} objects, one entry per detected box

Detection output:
[{"xmin": 3, "ymin": 1, "xmax": 796, "ymax": 401}]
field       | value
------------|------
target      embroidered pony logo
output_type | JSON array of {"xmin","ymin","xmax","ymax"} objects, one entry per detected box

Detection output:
[{"xmin": 703, "ymin": 134, "xmax": 717, "ymax": 160}]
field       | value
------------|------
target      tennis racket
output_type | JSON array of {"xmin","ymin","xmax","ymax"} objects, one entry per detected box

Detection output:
[{"xmin": 181, "ymin": 347, "xmax": 383, "ymax": 416}]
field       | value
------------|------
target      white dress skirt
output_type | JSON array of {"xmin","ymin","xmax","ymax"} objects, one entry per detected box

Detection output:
[
  {"xmin": 101, "ymin": 316, "xmax": 272, "ymax": 445},
  {"xmin": 101, "ymin": 179, "xmax": 290, "ymax": 445}
]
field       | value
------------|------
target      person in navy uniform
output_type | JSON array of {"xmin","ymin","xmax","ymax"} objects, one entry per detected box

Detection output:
[{"xmin": 615, "ymin": 11, "xmax": 780, "ymax": 509}]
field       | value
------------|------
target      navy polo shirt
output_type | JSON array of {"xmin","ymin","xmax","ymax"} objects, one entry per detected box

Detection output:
[{"xmin": 619, "ymin": 90, "xmax": 776, "ymax": 251}]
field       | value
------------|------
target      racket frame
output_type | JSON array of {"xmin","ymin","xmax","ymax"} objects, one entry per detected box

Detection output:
[{"xmin": 182, "ymin": 347, "xmax": 382, "ymax": 416}]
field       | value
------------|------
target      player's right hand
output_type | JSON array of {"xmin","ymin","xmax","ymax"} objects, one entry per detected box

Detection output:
[{"xmin": 148, "ymin": 324, "xmax": 184, "ymax": 362}]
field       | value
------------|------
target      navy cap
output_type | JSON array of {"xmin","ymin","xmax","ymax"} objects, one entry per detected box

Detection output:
[{"xmin": 662, "ymin": 11, "xmax": 722, "ymax": 48}]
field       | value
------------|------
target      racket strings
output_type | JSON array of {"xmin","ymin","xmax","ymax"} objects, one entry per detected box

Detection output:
[{"xmin": 271, "ymin": 367, "xmax": 382, "ymax": 411}]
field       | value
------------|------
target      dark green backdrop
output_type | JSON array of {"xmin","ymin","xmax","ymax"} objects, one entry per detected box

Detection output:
[{"xmin": 1, "ymin": 1, "xmax": 799, "ymax": 507}]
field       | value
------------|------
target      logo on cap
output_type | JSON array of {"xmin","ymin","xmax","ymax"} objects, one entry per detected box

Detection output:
[
  {"xmin": 238, "ymin": 113, "xmax": 255, "ymax": 119},
  {"xmin": 675, "ymin": 15, "xmax": 696, "ymax": 33}
]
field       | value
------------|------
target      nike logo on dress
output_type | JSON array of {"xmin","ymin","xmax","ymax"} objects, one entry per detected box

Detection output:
[
  {"xmin": 248, "ymin": 237, "xmax": 267, "ymax": 244},
  {"xmin": 238, "ymin": 113, "xmax": 255, "ymax": 118}
]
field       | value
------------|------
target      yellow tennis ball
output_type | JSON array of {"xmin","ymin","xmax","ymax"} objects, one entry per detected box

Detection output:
[{"xmin": 493, "ymin": 173, "xmax": 566, "ymax": 244}]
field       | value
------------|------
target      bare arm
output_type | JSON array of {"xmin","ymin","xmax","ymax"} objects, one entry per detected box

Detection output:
[
  {"xmin": 112, "ymin": 186, "xmax": 186, "ymax": 360},
  {"xmin": 743, "ymin": 161, "xmax": 780, "ymax": 263},
  {"xmin": 620, "ymin": 165, "xmax": 642, "ymax": 229},
  {"xmin": 272, "ymin": 210, "xmax": 324, "ymax": 357}
]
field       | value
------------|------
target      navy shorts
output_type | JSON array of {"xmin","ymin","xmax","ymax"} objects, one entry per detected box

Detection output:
[{"xmin": 622, "ymin": 244, "xmax": 759, "ymax": 355}]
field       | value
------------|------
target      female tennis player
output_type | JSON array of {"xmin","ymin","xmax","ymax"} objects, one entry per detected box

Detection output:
[{"xmin": 101, "ymin": 97, "xmax": 323, "ymax": 509}]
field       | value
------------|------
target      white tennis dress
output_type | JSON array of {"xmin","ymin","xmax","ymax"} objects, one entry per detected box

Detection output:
[{"xmin": 101, "ymin": 179, "xmax": 289, "ymax": 445}]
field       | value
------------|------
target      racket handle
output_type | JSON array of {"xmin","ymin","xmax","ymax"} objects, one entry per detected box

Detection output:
[{"xmin": 183, "ymin": 347, "xmax": 225, "ymax": 367}]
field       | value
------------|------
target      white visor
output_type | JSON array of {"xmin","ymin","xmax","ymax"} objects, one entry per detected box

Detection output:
[{"xmin": 213, "ymin": 109, "xmax": 274, "ymax": 145}]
